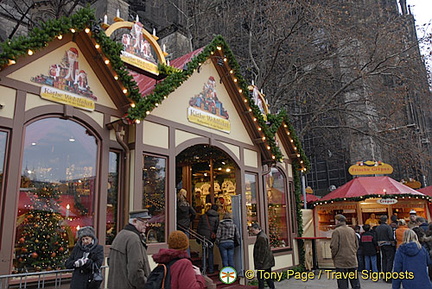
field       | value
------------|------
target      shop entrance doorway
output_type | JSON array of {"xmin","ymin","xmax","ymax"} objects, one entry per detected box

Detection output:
[{"xmin": 176, "ymin": 144, "xmax": 238, "ymax": 222}]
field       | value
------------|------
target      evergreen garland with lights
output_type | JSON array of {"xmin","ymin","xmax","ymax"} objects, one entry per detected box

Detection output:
[{"xmin": 0, "ymin": 6, "xmax": 312, "ymax": 268}]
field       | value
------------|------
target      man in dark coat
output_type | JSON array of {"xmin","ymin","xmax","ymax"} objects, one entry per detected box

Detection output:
[
  {"xmin": 107, "ymin": 209, "xmax": 152, "ymax": 289},
  {"xmin": 360, "ymin": 224, "xmax": 378, "ymax": 272},
  {"xmin": 416, "ymin": 217, "xmax": 429, "ymax": 232},
  {"xmin": 375, "ymin": 215, "xmax": 395, "ymax": 282},
  {"xmin": 197, "ymin": 204, "xmax": 219, "ymax": 273},
  {"xmin": 250, "ymin": 223, "xmax": 275, "ymax": 289}
]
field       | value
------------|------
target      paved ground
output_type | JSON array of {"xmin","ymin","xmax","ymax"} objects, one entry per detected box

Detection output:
[{"xmin": 274, "ymin": 271, "xmax": 392, "ymax": 288}]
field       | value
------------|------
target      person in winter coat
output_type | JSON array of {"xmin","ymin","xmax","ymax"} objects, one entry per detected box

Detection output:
[
  {"xmin": 375, "ymin": 215, "xmax": 395, "ymax": 281},
  {"xmin": 416, "ymin": 217, "xmax": 429, "ymax": 232},
  {"xmin": 330, "ymin": 214, "xmax": 360, "ymax": 289},
  {"xmin": 250, "ymin": 223, "xmax": 275, "ymax": 289},
  {"xmin": 197, "ymin": 204, "xmax": 219, "ymax": 273},
  {"xmin": 152, "ymin": 230, "xmax": 206, "ymax": 289},
  {"xmin": 215, "ymin": 212, "xmax": 240, "ymax": 268},
  {"xmin": 108, "ymin": 209, "xmax": 152, "ymax": 289},
  {"xmin": 395, "ymin": 219, "xmax": 409, "ymax": 248},
  {"xmin": 392, "ymin": 229, "xmax": 432, "ymax": 289},
  {"xmin": 65, "ymin": 226, "xmax": 104, "ymax": 289},
  {"xmin": 177, "ymin": 189, "xmax": 196, "ymax": 231},
  {"xmin": 423, "ymin": 224, "xmax": 432, "ymax": 281},
  {"xmin": 360, "ymin": 224, "xmax": 378, "ymax": 272},
  {"xmin": 177, "ymin": 188, "xmax": 196, "ymax": 256}
]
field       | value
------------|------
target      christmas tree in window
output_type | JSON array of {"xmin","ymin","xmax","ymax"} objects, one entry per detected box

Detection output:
[{"xmin": 14, "ymin": 185, "xmax": 70, "ymax": 272}]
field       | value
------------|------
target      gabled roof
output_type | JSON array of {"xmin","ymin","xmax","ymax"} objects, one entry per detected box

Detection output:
[
  {"xmin": 418, "ymin": 186, "xmax": 432, "ymax": 196},
  {"xmin": 0, "ymin": 8, "xmax": 132, "ymax": 114},
  {"xmin": 125, "ymin": 35, "xmax": 309, "ymax": 169},
  {"xmin": 316, "ymin": 176, "xmax": 429, "ymax": 204},
  {"xmin": 130, "ymin": 48, "xmax": 204, "ymax": 97},
  {"xmin": 0, "ymin": 7, "xmax": 309, "ymax": 170}
]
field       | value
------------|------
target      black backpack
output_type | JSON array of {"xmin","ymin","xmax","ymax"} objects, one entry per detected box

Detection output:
[{"xmin": 144, "ymin": 258, "xmax": 179, "ymax": 289}]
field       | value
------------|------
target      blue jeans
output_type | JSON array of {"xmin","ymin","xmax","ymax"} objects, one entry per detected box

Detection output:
[
  {"xmin": 364, "ymin": 255, "xmax": 378, "ymax": 272},
  {"xmin": 218, "ymin": 240, "xmax": 235, "ymax": 268},
  {"xmin": 203, "ymin": 245, "xmax": 215, "ymax": 273}
]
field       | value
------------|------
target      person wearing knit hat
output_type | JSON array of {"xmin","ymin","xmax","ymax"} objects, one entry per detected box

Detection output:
[
  {"xmin": 65, "ymin": 226, "xmax": 104, "ymax": 289},
  {"xmin": 77, "ymin": 226, "xmax": 96, "ymax": 240},
  {"xmin": 168, "ymin": 230, "xmax": 190, "ymax": 250},
  {"xmin": 151, "ymin": 231, "xmax": 206, "ymax": 289}
]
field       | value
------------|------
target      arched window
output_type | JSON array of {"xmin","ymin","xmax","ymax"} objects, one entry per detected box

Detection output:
[
  {"xmin": 14, "ymin": 118, "xmax": 98, "ymax": 273},
  {"xmin": 265, "ymin": 167, "xmax": 289, "ymax": 248}
]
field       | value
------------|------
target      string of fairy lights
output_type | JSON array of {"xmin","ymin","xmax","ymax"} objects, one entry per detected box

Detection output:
[
  {"xmin": 0, "ymin": 6, "xmax": 311, "ymax": 269},
  {"xmin": 0, "ymin": 7, "xmax": 309, "ymax": 173}
]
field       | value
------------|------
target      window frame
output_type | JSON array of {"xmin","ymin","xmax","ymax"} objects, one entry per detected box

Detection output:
[{"xmin": 142, "ymin": 153, "xmax": 168, "ymax": 244}]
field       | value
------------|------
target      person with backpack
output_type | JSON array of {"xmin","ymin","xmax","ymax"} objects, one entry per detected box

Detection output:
[
  {"xmin": 197, "ymin": 204, "xmax": 219, "ymax": 274},
  {"xmin": 149, "ymin": 230, "xmax": 206, "ymax": 289}
]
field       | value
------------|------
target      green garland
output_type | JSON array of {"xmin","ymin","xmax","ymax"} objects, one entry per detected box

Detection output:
[
  {"xmin": 293, "ymin": 162, "xmax": 305, "ymax": 271},
  {"xmin": 0, "ymin": 7, "xmax": 95, "ymax": 67},
  {"xmin": 0, "ymin": 7, "xmax": 309, "ymax": 170},
  {"xmin": 0, "ymin": 5, "xmax": 313, "ymax": 271},
  {"xmin": 312, "ymin": 193, "xmax": 431, "ymax": 206}
]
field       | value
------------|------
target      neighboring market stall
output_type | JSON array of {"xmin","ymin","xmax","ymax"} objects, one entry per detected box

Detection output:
[
  {"xmin": 303, "ymin": 176, "xmax": 431, "ymax": 268},
  {"xmin": 313, "ymin": 176, "xmax": 431, "ymax": 238}
]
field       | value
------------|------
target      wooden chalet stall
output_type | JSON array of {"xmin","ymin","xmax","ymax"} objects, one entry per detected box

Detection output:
[{"xmin": 0, "ymin": 7, "xmax": 310, "ymax": 286}]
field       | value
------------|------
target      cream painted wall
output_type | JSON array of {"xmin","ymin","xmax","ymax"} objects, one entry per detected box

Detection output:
[
  {"xmin": 275, "ymin": 253, "xmax": 294, "ymax": 270},
  {"xmin": 8, "ymin": 42, "xmax": 117, "ymax": 109},
  {"xmin": 109, "ymin": 117, "xmax": 121, "ymax": 141},
  {"xmin": 287, "ymin": 163, "xmax": 293, "ymax": 178},
  {"xmin": 129, "ymin": 149, "xmax": 135, "ymax": 210},
  {"xmin": 220, "ymin": 141, "xmax": 240, "ymax": 160},
  {"xmin": 247, "ymin": 243, "xmax": 295, "ymax": 272},
  {"xmin": 82, "ymin": 109, "xmax": 104, "ymax": 128},
  {"xmin": 175, "ymin": 129, "xmax": 200, "ymax": 147},
  {"xmin": 0, "ymin": 86, "xmax": 16, "ymax": 119},
  {"xmin": 301, "ymin": 209, "xmax": 315, "ymax": 237},
  {"xmin": 143, "ymin": 120, "xmax": 169, "ymax": 149},
  {"xmin": 149, "ymin": 59, "xmax": 253, "ymax": 146},
  {"xmin": 276, "ymin": 134, "xmax": 289, "ymax": 160},
  {"xmin": 244, "ymin": 149, "xmax": 258, "ymax": 168},
  {"xmin": 26, "ymin": 92, "xmax": 57, "ymax": 110}
]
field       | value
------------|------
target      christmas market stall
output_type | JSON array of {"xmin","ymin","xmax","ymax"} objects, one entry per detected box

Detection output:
[
  {"xmin": 310, "ymin": 176, "xmax": 431, "ymax": 268},
  {"xmin": 0, "ymin": 6, "xmax": 309, "ymax": 280}
]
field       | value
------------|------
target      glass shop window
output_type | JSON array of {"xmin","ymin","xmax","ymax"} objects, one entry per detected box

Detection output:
[
  {"xmin": 106, "ymin": 151, "xmax": 120, "ymax": 245},
  {"xmin": 14, "ymin": 118, "xmax": 98, "ymax": 273},
  {"xmin": 143, "ymin": 154, "xmax": 167, "ymax": 243},
  {"xmin": 0, "ymin": 131, "xmax": 7, "ymax": 197},
  {"xmin": 265, "ymin": 167, "xmax": 289, "ymax": 248},
  {"xmin": 245, "ymin": 173, "xmax": 258, "ymax": 236}
]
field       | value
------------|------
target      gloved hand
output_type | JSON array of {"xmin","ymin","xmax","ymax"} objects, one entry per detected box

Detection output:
[{"xmin": 74, "ymin": 257, "xmax": 88, "ymax": 267}]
